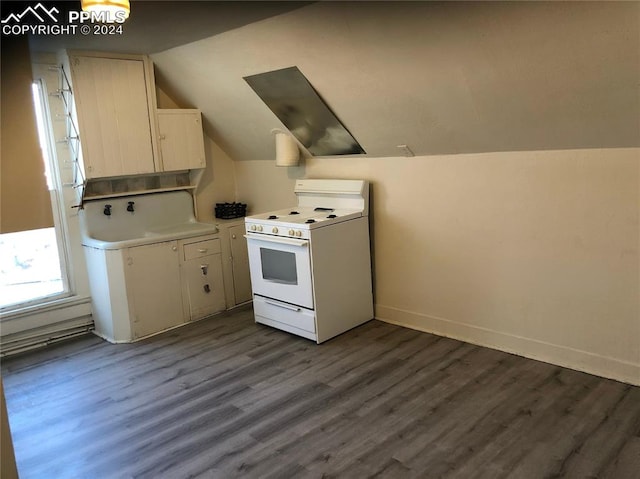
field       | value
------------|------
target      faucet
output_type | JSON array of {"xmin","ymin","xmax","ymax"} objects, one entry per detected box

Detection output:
[
  {"xmin": 127, "ymin": 201, "xmax": 135, "ymax": 213},
  {"xmin": 103, "ymin": 204, "xmax": 112, "ymax": 216}
]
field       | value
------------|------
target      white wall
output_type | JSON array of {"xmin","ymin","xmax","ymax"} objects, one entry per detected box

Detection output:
[
  {"xmin": 195, "ymin": 139, "xmax": 237, "ymax": 221},
  {"xmin": 233, "ymin": 148, "xmax": 640, "ymax": 385},
  {"xmin": 156, "ymin": 88, "xmax": 237, "ymax": 222},
  {"xmin": 151, "ymin": 1, "xmax": 640, "ymax": 385}
]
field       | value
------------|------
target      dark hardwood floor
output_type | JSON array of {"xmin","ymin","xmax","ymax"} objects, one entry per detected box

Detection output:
[{"xmin": 2, "ymin": 306, "xmax": 639, "ymax": 479}]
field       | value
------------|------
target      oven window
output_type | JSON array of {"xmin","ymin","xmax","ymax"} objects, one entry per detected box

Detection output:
[{"xmin": 260, "ymin": 248, "xmax": 298, "ymax": 284}]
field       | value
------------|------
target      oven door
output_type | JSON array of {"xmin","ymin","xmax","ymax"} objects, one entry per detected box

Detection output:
[{"xmin": 245, "ymin": 233, "xmax": 314, "ymax": 309}]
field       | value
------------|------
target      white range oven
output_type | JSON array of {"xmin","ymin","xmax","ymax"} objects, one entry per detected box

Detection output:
[
  {"xmin": 244, "ymin": 179, "xmax": 373, "ymax": 343},
  {"xmin": 245, "ymin": 233, "xmax": 314, "ymax": 309}
]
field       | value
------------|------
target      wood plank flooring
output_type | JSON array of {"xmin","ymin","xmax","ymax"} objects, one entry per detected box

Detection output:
[{"xmin": 2, "ymin": 306, "xmax": 639, "ymax": 478}]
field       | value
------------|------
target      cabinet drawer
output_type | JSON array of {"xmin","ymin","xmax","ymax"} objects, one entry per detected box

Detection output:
[
  {"xmin": 253, "ymin": 296, "xmax": 316, "ymax": 334},
  {"xmin": 183, "ymin": 238, "xmax": 221, "ymax": 260}
]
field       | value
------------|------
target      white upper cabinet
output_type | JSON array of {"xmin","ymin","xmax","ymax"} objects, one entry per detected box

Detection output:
[
  {"xmin": 68, "ymin": 52, "xmax": 160, "ymax": 179},
  {"xmin": 157, "ymin": 109, "xmax": 206, "ymax": 171}
]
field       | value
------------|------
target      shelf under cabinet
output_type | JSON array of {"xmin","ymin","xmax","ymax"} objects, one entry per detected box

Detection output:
[{"xmin": 84, "ymin": 185, "xmax": 197, "ymax": 201}]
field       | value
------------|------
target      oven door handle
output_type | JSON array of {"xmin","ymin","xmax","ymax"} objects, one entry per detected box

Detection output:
[{"xmin": 244, "ymin": 233, "xmax": 308, "ymax": 248}]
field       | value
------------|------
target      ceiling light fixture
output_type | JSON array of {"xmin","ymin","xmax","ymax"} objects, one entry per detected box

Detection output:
[{"xmin": 81, "ymin": 0, "xmax": 130, "ymax": 23}]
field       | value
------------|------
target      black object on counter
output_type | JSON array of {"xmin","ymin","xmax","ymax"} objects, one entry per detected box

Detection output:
[{"xmin": 215, "ymin": 202, "xmax": 247, "ymax": 219}]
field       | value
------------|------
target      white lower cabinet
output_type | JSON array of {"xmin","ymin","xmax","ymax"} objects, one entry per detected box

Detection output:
[
  {"xmin": 228, "ymin": 224, "xmax": 252, "ymax": 304},
  {"xmin": 180, "ymin": 236, "xmax": 226, "ymax": 321},
  {"xmin": 85, "ymin": 234, "xmax": 226, "ymax": 343},
  {"xmin": 218, "ymin": 220, "xmax": 252, "ymax": 308},
  {"xmin": 126, "ymin": 241, "xmax": 184, "ymax": 339}
]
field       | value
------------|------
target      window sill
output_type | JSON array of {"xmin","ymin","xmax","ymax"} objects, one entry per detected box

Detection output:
[{"xmin": 1, "ymin": 294, "xmax": 91, "ymax": 322}]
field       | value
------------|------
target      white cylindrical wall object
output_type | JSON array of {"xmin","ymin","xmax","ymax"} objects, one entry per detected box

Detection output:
[{"xmin": 274, "ymin": 131, "xmax": 300, "ymax": 167}]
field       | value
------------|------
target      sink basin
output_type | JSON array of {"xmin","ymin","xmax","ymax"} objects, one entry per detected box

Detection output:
[
  {"xmin": 146, "ymin": 222, "xmax": 218, "ymax": 236},
  {"xmin": 82, "ymin": 221, "xmax": 218, "ymax": 250},
  {"xmin": 80, "ymin": 191, "xmax": 219, "ymax": 250}
]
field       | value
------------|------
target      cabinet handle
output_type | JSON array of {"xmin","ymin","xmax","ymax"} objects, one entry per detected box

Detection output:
[
  {"xmin": 197, "ymin": 248, "xmax": 208, "ymax": 253},
  {"xmin": 172, "ymin": 246, "xmax": 178, "ymax": 251},
  {"xmin": 203, "ymin": 284, "xmax": 211, "ymax": 293},
  {"xmin": 231, "ymin": 234, "xmax": 236, "ymax": 239}
]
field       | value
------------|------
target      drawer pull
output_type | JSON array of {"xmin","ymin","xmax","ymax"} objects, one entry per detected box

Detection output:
[
  {"xmin": 264, "ymin": 299, "xmax": 301, "ymax": 312},
  {"xmin": 184, "ymin": 239, "xmax": 220, "ymax": 260}
]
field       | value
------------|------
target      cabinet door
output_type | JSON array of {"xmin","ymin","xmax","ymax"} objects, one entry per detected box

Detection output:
[
  {"xmin": 125, "ymin": 241, "xmax": 184, "ymax": 339},
  {"xmin": 229, "ymin": 224, "xmax": 252, "ymax": 304},
  {"xmin": 70, "ymin": 55, "xmax": 157, "ymax": 178},
  {"xmin": 157, "ymin": 110, "xmax": 206, "ymax": 171},
  {"xmin": 183, "ymin": 253, "xmax": 226, "ymax": 320}
]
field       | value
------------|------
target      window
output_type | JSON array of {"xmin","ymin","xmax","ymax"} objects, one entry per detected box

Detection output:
[{"xmin": 0, "ymin": 80, "xmax": 71, "ymax": 311}]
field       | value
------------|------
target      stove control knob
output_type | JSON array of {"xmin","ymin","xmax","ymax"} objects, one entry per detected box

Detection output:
[
  {"xmin": 250, "ymin": 225, "xmax": 256, "ymax": 231},
  {"xmin": 288, "ymin": 229, "xmax": 295, "ymax": 236},
  {"xmin": 272, "ymin": 227, "xmax": 278, "ymax": 234},
  {"xmin": 295, "ymin": 230, "xmax": 302, "ymax": 237},
  {"xmin": 257, "ymin": 225, "xmax": 263, "ymax": 232}
]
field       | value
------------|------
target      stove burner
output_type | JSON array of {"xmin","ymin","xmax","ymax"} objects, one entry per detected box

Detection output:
[
  {"xmin": 305, "ymin": 219, "xmax": 316, "ymax": 224},
  {"xmin": 289, "ymin": 211, "xmax": 300, "ymax": 215},
  {"xmin": 327, "ymin": 214, "xmax": 337, "ymax": 218},
  {"xmin": 268, "ymin": 215, "xmax": 278, "ymax": 220}
]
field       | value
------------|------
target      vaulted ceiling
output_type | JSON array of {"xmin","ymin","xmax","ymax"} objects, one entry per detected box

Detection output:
[
  {"xmin": 27, "ymin": 1, "xmax": 310, "ymax": 54},
  {"xmin": 152, "ymin": 1, "xmax": 640, "ymax": 161},
  {"xmin": 28, "ymin": 1, "xmax": 640, "ymax": 162}
]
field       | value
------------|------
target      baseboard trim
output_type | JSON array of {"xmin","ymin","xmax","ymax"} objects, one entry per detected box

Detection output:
[
  {"xmin": 375, "ymin": 304, "xmax": 640, "ymax": 386},
  {"xmin": 0, "ymin": 317, "xmax": 93, "ymax": 357}
]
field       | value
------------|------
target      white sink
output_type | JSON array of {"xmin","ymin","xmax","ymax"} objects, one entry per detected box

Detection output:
[
  {"xmin": 145, "ymin": 222, "xmax": 218, "ymax": 236},
  {"xmin": 80, "ymin": 191, "xmax": 218, "ymax": 250}
]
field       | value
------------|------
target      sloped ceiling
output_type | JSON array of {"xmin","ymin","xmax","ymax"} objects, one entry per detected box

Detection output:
[
  {"xmin": 151, "ymin": 1, "xmax": 639, "ymax": 162},
  {"xmin": 27, "ymin": 1, "xmax": 311, "ymax": 54}
]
